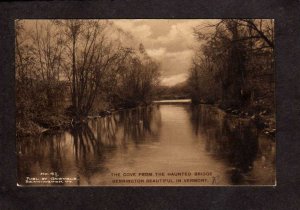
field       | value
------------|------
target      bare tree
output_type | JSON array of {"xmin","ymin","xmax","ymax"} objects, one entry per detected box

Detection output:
[
  {"xmin": 189, "ymin": 19, "xmax": 274, "ymax": 109},
  {"xmin": 16, "ymin": 19, "xmax": 161, "ymax": 135}
]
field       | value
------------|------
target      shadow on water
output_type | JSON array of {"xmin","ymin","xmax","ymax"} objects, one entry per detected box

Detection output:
[
  {"xmin": 17, "ymin": 105, "xmax": 161, "ymax": 185},
  {"xmin": 118, "ymin": 105, "xmax": 161, "ymax": 144},
  {"xmin": 189, "ymin": 104, "xmax": 275, "ymax": 185}
]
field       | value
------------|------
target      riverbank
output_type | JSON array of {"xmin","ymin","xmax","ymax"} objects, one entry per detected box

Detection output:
[
  {"xmin": 16, "ymin": 105, "xmax": 147, "ymax": 137},
  {"xmin": 220, "ymin": 105, "xmax": 276, "ymax": 138},
  {"xmin": 16, "ymin": 114, "xmax": 72, "ymax": 137},
  {"xmin": 17, "ymin": 100, "xmax": 275, "ymax": 139}
]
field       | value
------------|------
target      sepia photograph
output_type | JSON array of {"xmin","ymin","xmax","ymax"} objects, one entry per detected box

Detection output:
[{"xmin": 16, "ymin": 19, "xmax": 275, "ymax": 186}]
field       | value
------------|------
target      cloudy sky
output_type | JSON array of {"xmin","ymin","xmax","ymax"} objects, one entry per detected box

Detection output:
[
  {"xmin": 21, "ymin": 19, "xmax": 217, "ymax": 86},
  {"xmin": 112, "ymin": 19, "xmax": 217, "ymax": 86}
]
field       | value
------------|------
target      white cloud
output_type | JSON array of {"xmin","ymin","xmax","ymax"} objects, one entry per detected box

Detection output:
[
  {"xmin": 112, "ymin": 20, "xmax": 152, "ymax": 43},
  {"xmin": 164, "ymin": 49, "xmax": 193, "ymax": 59},
  {"xmin": 110, "ymin": 19, "xmax": 218, "ymax": 86},
  {"xmin": 146, "ymin": 47, "xmax": 167, "ymax": 59},
  {"xmin": 161, "ymin": 73, "xmax": 188, "ymax": 86}
]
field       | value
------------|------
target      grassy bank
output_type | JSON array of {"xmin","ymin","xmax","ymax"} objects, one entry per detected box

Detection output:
[
  {"xmin": 16, "ymin": 114, "xmax": 72, "ymax": 137},
  {"xmin": 16, "ymin": 103, "xmax": 140, "ymax": 137}
]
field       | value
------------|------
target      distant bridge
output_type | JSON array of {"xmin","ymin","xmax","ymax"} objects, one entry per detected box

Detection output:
[{"xmin": 152, "ymin": 99, "xmax": 191, "ymax": 104}]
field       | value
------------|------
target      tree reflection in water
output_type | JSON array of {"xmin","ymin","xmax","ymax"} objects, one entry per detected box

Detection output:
[
  {"xmin": 70, "ymin": 123, "xmax": 109, "ymax": 185},
  {"xmin": 17, "ymin": 105, "xmax": 161, "ymax": 185},
  {"xmin": 17, "ymin": 133, "xmax": 69, "ymax": 185},
  {"xmin": 118, "ymin": 105, "xmax": 161, "ymax": 144},
  {"xmin": 189, "ymin": 104, "xmax": 273, "ymax": 185}
]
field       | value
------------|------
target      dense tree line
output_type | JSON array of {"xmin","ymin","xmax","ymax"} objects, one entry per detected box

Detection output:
[
  {"xmin": 188, "ymin": 19, "xmax": 274, "ymax": 111},
  {"xmin": 16, "ymin": 20, "xmax": 160, "ymax": 135},
  {"xmin": 155, "ymin": 82, "xmax": 189, "ymax": 100},
  {"xmin": 109, "ymin": 44, "xmax": 160, "ymax": 107}
]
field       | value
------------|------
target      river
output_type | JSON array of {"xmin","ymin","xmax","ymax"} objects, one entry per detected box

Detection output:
[{"xmin": 17, "ymin": 102, "xmax": 275, "ymax": 186}]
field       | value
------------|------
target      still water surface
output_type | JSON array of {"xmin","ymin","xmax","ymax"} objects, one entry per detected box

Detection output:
[{"xmin": 17, "ymin": 103, "xmax": 275, "ymax": 186}]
